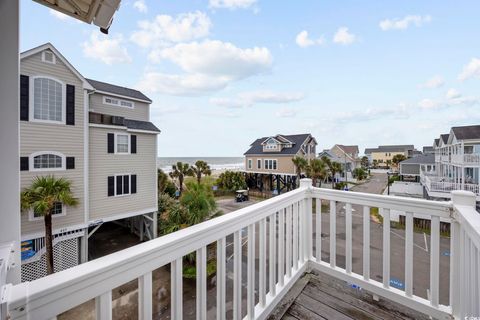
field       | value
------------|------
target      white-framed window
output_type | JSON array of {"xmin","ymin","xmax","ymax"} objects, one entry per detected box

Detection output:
[
  {"xmin": 115, "ymin": 174, "xmax": 131, "ymax": 196},
  {"xmin": 248, "ymin": 159, "xmax": 252, "ymax": 169},
  {"xmin": 30, "ymin": 76, "xmax": 65, "ymax": 123},
  {"xmin": 29, "ymin": 202, "xmax": 65, "ymax": 221},
  {"xmin": 257, "ymin": 159, "xmax": 261, "ymax": 169},
  {"xmin": 264, "ymin": 159, "xmax": 277, "ymax": 170},
  {"xmin": 29, "ymin": 151, "xmax": 65, "ymax": 171},
  {"xmin": 103, "ymin": 96, "xmax": 135, "ymax": 109},
  {"xmin": 41, "ymin": 51, "xmax": 56, "ymax": 64},
  {"xmin": 115, "ymin": 133, "xmax": 130, "ymax": 154}
]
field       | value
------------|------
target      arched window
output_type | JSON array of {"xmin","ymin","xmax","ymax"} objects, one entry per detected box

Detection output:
[
  {"xmin": 30, "ymin": 152, "xmax": 65, "ymax": 171},
  {"xmin": 31, "ymin": 77, "xmax": 65, "ymax": 122}
]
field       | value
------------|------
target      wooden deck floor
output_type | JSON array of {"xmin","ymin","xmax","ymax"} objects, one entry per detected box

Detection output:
[{"xmin": 270, "ymin": 271, "xmax": 429, "ymax": 320}]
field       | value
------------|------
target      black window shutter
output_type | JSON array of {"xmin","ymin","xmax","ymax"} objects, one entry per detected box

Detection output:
[
  {"xmin": 131, "ymin": 174, "xmax": 137, "ymax": 194},
  {"xmin": 123, "ymin": 175, "xmax": 130, "ymax": 194},
  {"xmin": 66, "ymin": 157, "xmax": 75, "ymax": 169},
  {"xmin": 108, "ymin": 176, "xmax": 115, "ymax": 196},
  {"xmin": 131, "ymin": 135, "xmax": 137, "ymax": 154},
  {"xmin": 20, "ymin": 75, "xmax": 29, "ymax": 121},
  {"xmin": 107, "ymin": 133, "xmax": 114, "ymax": 153},
  {"xmin": 116, "ymin": 176, "xmax": 123, "ymax": 195},
  {"xmin": 20, "ymin": 157, "xmax": 29, "ymax": 171},
  {"xmin": 66, "ymin": 84, "xmax": 75, "ymax": 125}
]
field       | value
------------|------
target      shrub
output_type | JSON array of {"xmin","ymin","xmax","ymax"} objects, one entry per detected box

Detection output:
[{"xmin": 216, "ymin": 171, "xmax": 247, "ymax": 192}]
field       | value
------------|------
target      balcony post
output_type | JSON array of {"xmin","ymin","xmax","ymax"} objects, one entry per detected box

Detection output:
[
  {"xmin": 299, "ymin": 178, "xmax": 313, "ymax": 260},
  {"xmin": 0, "ymin": 0, "xmax": 21, "ymax": 285},
  {"xmin": 450, "ymin": 190, "xmax": 476, "ymax": 318}
]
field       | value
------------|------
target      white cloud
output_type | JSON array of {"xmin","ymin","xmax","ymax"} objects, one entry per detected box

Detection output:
[
  {"xmin": 82, "ymin": 32, "xmax": 132, "ymax": 65},
  {"xmin": 334, "ymin": 106, "xmax": 409, "ymax": 123},
  {"xmin": 154, "ymin": 40, "xmax": 272, "ymax": 79},
  {"xmin": 419, "ymin": 75, "xmax": 444, "ymax": 89},
  {"xmin": 295, "ymin": 30, "xmax": 325, "ymax": 48},
  {"xmin": 276, "ymin": 108, "xmax": 297, "ymax": 118},
  {"xmin": 130, "ymin": 11, "xmax": 212, "ymax": 47},
  {"xmin": 210, "ymin": 90, "xmax": 304, "ymax": 108},
  {"xmin": 333, "ymin": 27, "xmax": 356, "ymax": 45},
  {"xmin": 446, "ymin": 88, "xmax": 461, "ymax": 100},
  {"xmin": 133, "ymin": 0, "xmax": 148, "ymax": 13},
  {"xmin": 418, "ymin": 98, "xmax": 439, "ymax": 110},
  {"xmin": 209, "ymin": 0, "xmax": 257, "ymax": 10},
  {"xmin": 458, "ymin": 58, "xmax": 480, "ymax": 81},
  {"xmin": 379, "ymin": 15, "xmax": 431, "ymax": 31},
  {"xmin": 136, "ymin": 72, "xmax": 229, "ymax": 96}
]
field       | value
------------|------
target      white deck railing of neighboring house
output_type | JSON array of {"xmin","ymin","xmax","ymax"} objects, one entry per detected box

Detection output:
[
  {"xmin": 444, "ymin": 153, "xmax": 480, "ymax": 166},
  {"xmin": 1, "ymin": 179, "xmax": 480, "ymax": 320},
  {"xmin": 423, "ymin": 175, "xmax": 480, "ymax": 196}
]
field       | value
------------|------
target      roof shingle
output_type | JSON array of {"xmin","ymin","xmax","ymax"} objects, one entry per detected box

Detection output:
[
  {"xmin": 244, "ymin": 134, "xmax": 312, "ymax": 155},
  {"xmin": 87, "ymin": 78, "xmax": 152, "ymax": 103}
]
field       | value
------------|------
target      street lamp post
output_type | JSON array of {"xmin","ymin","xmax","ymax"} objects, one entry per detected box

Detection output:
[{"xmin": 387, "ymin": 172, "xmax": 391, "ymax": 195}]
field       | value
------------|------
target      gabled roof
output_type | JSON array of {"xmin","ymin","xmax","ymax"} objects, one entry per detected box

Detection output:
[
  {"xmin": 87, "ymin": 78, "xmax": 152, "ymax": 103},
  {"xmin": 318, "ymin": 150, "xmax": 343, "ymax": 163},
  {"xmin": 434, "ymin": 139, "xmax": 440, "ymax": 147},
  {"xmin": 366, "ymin": 145, "xmax": 414, "ymax": 153},
  {"xmin": 400, "ymin": 154, "xmax": 435, "ymax": 165},
  {"xmin": 440, "ymin": 134, "xmax": 449, "ymax": 144},
  {"xmin": 21, "ymin": 43, "xmax": 94, "ymax": 90},
  {"xmin": 364, "ymin": 148, "xmax": 376, "ymax": 155},
  {"xmin": 336, "ymin": 145, "xmax": 359, "ymax": 155},
  {"xmin": 451, "ymin": 125, "xmax": 480, "ymax": 141},
  {"xmin": 244, "ymin": 133, "xmax": 313, "ymax": 155}
]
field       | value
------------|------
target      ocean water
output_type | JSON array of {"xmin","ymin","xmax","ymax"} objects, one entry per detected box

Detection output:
[{"xmin": 158, "ymin": 157, "xmax": 245, "ymax": 173}]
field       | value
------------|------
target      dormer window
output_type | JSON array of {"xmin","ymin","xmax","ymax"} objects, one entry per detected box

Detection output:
[{"xmin": 42, "ymin": 51, "xmax": 56, "ymax": 64}]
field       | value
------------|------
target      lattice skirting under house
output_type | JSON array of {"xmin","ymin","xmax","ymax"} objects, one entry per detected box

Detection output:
[{"xmin": 21, "ymin": 237, "xmax": 79, "ymax": 282}]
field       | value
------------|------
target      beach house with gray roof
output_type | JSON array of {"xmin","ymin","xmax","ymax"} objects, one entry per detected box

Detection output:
[{"xmin": 19, "ymin": 43, "xmax": 160, "ymax": 281}]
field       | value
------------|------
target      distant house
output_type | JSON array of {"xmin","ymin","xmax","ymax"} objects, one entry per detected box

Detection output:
[
  {"xmin": 400, "ymin": 154, "xmax": 435, "ymax": 182},
  {"xmin": 244, "ymin": 133, "xmax": 317, "ymax": 193},
  {"xmin": 364, "ymin": 145, "xmax": 416, "ymax": 168},
  {"xmin": 421, "ymin": 125, "xmax": 480, "ymax": 200},
  {"xmin": 319, "ymin": 144, "xmax": 361, "ymax": 180},
  {"xmin": 423, "ymin": 146, "xmax": 434, "ymax": 154}
]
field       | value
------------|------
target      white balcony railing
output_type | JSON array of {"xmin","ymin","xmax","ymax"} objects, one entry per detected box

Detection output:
[
  {"xmin": 2, "ymin": 179, "xmax": 480, "ymax": 320},
  {"xmin": 423, "ymin": 175, "xmax": 480, "ymax": 196}
]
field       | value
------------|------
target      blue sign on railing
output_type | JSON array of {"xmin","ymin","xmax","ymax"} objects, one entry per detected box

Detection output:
[{"xmin": 389, "ymin": 277, "xmax": 405, "ymax": 290}]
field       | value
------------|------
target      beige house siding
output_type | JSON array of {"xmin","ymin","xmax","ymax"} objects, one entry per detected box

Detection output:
[
  {"xmin": 89, "ymin": 126, "xmax": 157, "ymax": 221},
  {"xmin": 20, "ymin": 50, "xmax": 85, "ymax": 236},
  {"xmin": 372, "ymin": 151, "xmax": 407, "ymax": 163},
  {"xmin": 89, "ymin": 93, "xmax": 149, "ymax": 121},
  {"xmin": 245, "ymin": 155, "xmax": 297, "ymax": 175}
]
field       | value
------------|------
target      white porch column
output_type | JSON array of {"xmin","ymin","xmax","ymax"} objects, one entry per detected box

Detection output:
[{"xmin": 0, "ymin": 0, "xmax": 21, "ymax": 284}]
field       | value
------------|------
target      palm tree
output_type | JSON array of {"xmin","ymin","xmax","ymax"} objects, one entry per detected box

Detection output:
[
  {"xmin": 306, "ymin": 159, "xmax": 328, "ymax": 187},
  {"xmin": 191, "ymin": 160, "xmax": 212, "ymax": 184},
  {"xmin": 327, "ymin": 161, "xmax": 343, "ymax": 188},
  {"xmin": 20, "ymin": 176, "xmax": 78, "ymax": 275},
  {"xmin": 292, "ymin": 156, "xmax": 308, "ymax": 185},
  {"xmin": 169, "ymin": 162, "xmax": 194, "ymax": 196}
]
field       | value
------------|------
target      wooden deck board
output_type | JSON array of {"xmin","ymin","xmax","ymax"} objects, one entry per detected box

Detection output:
[{"xmin": 272, "ymin": 271, "xmax": 429, "ymax": 320}]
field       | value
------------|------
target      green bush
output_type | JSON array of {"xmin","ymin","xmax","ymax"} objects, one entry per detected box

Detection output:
[
  {"xmin": 334, "ymin": 181, "xmax": 348, "ymax": 190},
  {"xmin": 158, "ymin": 169, "xmax": 176, "ymax": 197},
  {"xmin": 216, "ymin": 171, "xmax": 247, "ymax": 192},
  {"xmin": 353, "ymin": 168, "xmax": 367, "ymax": 181}
]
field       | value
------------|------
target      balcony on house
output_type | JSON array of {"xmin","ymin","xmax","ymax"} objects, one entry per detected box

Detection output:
[{"xmin": 2, "ymin": 179, "xmax": 480, "ymax": 320}]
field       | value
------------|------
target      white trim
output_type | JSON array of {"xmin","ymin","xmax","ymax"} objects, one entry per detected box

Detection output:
[
  {"xmin": 114, "ymin": 132, "xmax": 130, "ymax": 155},
  {"xmin": 29, "ymin": 151, "xmax": 66, "ymax": 172},
  {"xmin": 89, "ymin": 123, "xmax": 127, "ymax": 130},
  {"xmin": 21, "ymin": 224, "xmax": 87, "ymax": 241},
  {"xmin": 94, "ymin": 89, "xmax": 151, "ymax": 104},
  {"xmin": 29, "ymin": 75, "xmax": 66, "ymax": 124},
  {"xmin": 41, "ymin": 50, "xmax": 56, "ymax": 64},
  {"xmin": 127, "ymin": 128, "xmax": 160, "ymax": 135},
  {"xmin": 89, "ymin": 123, "xmax": 160, "ymax": 135},
  {"xmin": 103, "ymin": 95, "xmax": 135, "ymax": 109},
  {"xmin": 264, "ymin": 158, "xmax": 278, "ymax": 171},
  {"xmin": 88, "ymin": 207, "xmax": 157, "ymax": 225},
  {"xmin": 114, "ymin": 173, "xmax": 132, "ymax": 197},
  {"xmin": 20, "ymin": 43, "xmax": 95, "ymax": 90},
  {"xmin": 244, "ymin": 170, "xmax": 296, "ymax": 176},
  {"xmin": 84, "ymin": 90, "xmax": 92, "ymax": 225},
  {"xmin": 28, "ymin": 203, "xmax": 66, "ymax": 222}
]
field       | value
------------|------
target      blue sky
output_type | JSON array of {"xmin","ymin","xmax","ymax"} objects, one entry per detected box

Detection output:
[{"xmin": 21, "ymin": 0, "xmax": 480, "ymax": 156}]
